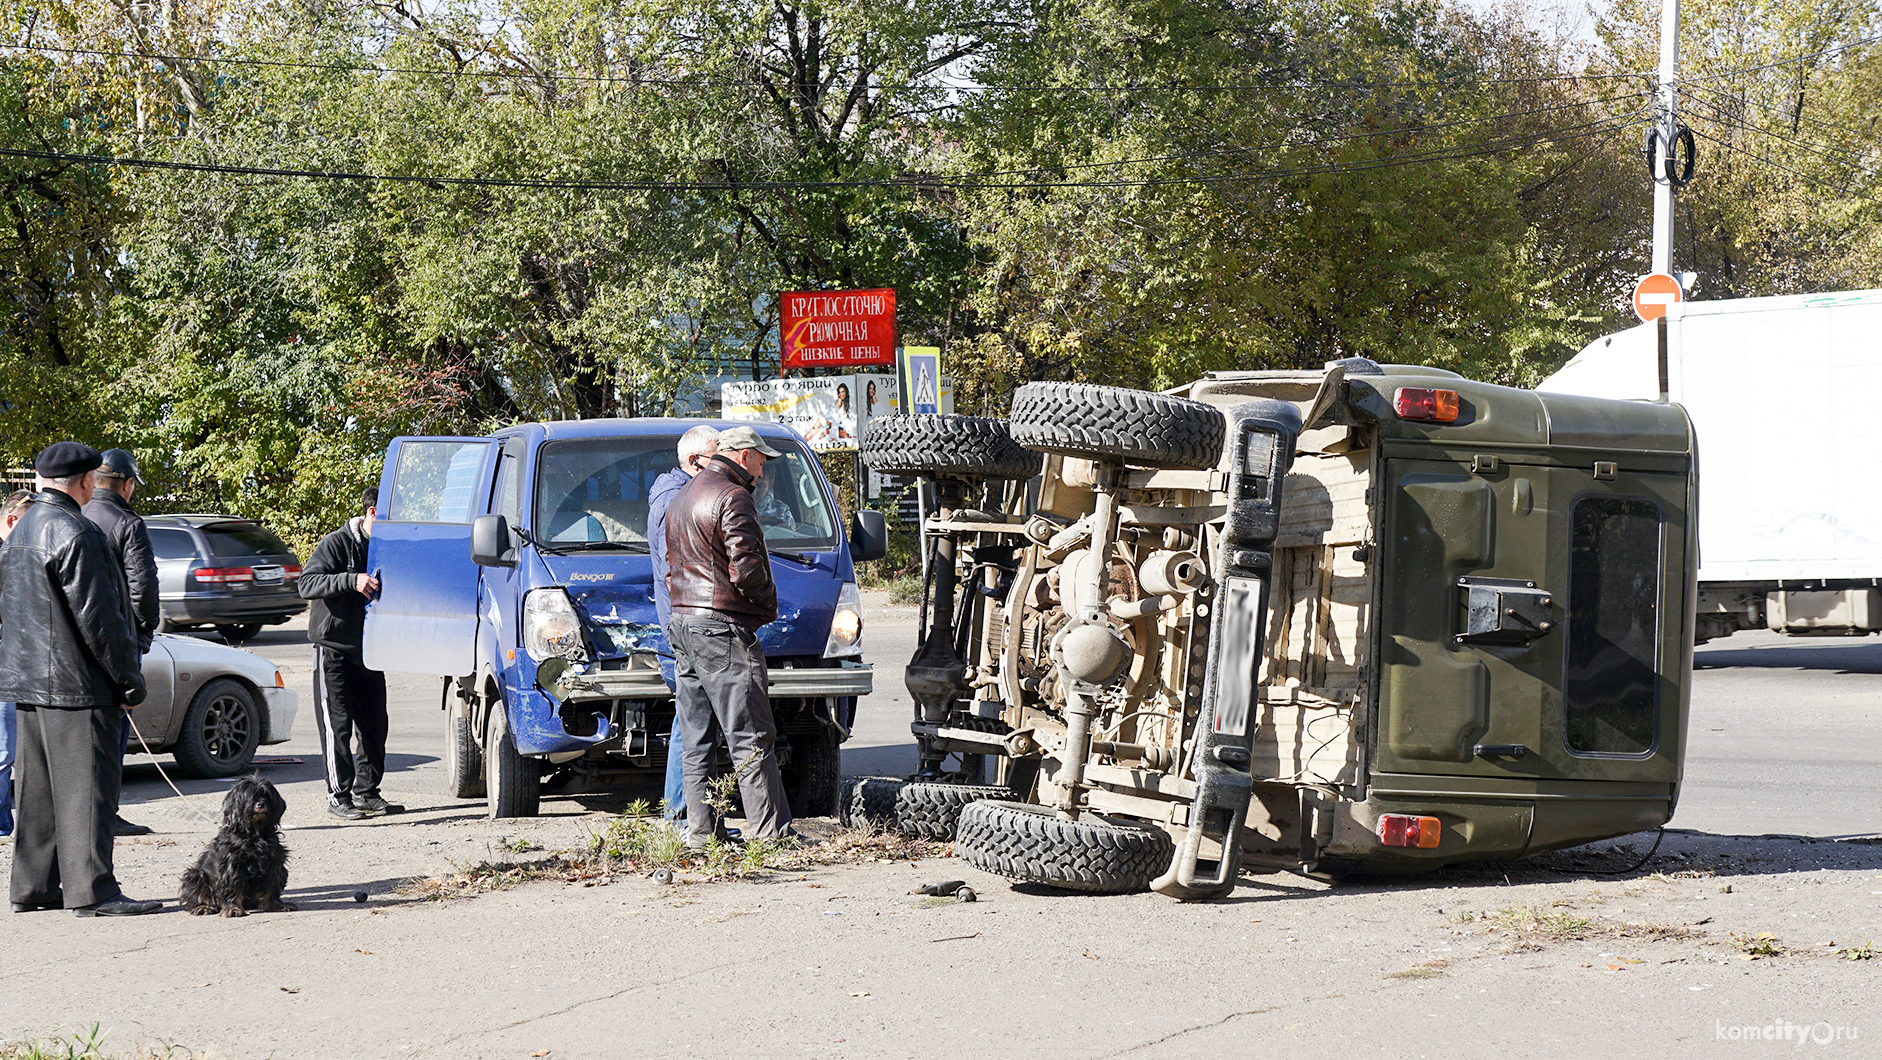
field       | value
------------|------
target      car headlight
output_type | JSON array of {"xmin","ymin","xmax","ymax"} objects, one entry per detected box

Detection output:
[
  {"xmin": 524, "ymin": 588, "xmax": 588, "ymax": 662},
  {"xmin": 823, "ymin": 582, "xmax": 864, "ymax": 659}
]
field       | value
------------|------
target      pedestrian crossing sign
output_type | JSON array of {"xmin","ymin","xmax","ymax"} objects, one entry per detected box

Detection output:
[{"xmin": 899, "ymin": 347, "xmax": 941, "ymax": 414}]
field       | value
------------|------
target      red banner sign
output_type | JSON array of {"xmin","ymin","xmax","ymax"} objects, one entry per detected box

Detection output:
[{"xmin": 780, "ymin": 288, "xmax": 896, "ymax": 369}]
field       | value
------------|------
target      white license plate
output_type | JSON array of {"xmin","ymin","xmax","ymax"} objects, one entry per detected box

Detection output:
[{"xmin": 253, "ymin": 567, "xmax": 284, "ymax": 583}]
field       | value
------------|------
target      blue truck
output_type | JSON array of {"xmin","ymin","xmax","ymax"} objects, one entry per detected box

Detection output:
[{"xmin": 360, "ymin": 419, "xmax": 887, "ymax": 818}]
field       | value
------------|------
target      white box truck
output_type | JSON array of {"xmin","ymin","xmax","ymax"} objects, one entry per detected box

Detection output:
[{"xmin": 1540, "ymin": 289, "xmax": 1882, "ymax": 643}]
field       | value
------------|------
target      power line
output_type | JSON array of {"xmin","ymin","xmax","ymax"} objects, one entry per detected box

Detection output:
[
  {"xmin": 974, "ymin": 91, "xmax": 1644, "ymax": 177},
  {"xmin": 1679, "ymin": 31, "xmax": 1882, "ymax": 88},
  {"xmin": 1682, "ymin": 95, "xmax": 1874, "ymax": 170},
  {"xmin": 0, "ymin": 110, "xmax": 1644, "ymax": 194},
  {"xmin": 1683, "ymin": 82, "xmax": 1882, "ymax": 156},
  {"xmin": 1, "ymin": 41, "xmax": 1649, "ymax": 92},
  {"xmin": 1686, "ymin": 125, "xmax": 1882, "ymax": 208}
]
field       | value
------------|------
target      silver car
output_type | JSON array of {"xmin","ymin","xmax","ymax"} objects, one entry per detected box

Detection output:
[{"xmin": 128, "ymin": 634, "xmax": 299, "ymax": 777}]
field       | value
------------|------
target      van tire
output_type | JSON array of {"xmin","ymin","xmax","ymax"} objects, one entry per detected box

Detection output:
[
  {"xmin": 954, "ymin": 800, "xmax": 1175, "ymax": 893},
  {"xmin": 896, "ymin": 782, "xmax": 1017, "ymax": 839},
  {"xmin": 483, "ymin": 704, "xmax": 540, "ymax": 819},
  {"xmin": 783, "ymin": 731, "xmax": 842, "ymax": 818},
  {"xmin": 446, "ymin": 693, "xmax": 486, "ymax": 799},
  {"xmin": 860, "ymin": 415, "xmax": 1042, "ymax": 480},
  {"xmin": 1008, "ymin": 382, "xmax": 1225, "ymax": 471},
  {"xmin": 842, "ymin": 776, "xmax": 907, "ymax": 831}
]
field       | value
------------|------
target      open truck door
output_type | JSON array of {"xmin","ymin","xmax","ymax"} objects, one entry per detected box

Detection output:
[{"xmin": 363, "ymin": 437, "xmax": 496, "ymax": 677}]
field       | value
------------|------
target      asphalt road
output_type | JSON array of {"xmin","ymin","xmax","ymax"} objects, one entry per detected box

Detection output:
[{"xmin": 124, "ymin": 603, "xmax": 1879, "ymax": 839}]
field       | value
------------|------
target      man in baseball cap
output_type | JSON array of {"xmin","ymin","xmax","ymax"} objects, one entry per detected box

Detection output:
[
  {"xmin": 715, "ymin": 425, "xmax": 784, "ymax": 459},
  {"xmin": 83, "ymin": 447, "xmax": 161, "ymax": 837},
  {"xmin": 1, "ymin": 441, "xmax": 158, "ymax": 915},
  {"xmin": 662, "ymin": 424, "xmax": 799, "ymax": 847}
]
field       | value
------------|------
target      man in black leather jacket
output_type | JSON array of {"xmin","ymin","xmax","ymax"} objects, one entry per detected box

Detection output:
[
  {"xmin": 81, "ymin": 447, "xmax": 160, "ymax": 838},
  {"xmin": 0, "ymin": 442, "xmax": 160, "ymax": 916}
]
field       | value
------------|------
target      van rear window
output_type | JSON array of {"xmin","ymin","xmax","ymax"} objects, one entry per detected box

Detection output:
[{"xmin": 1564, "ymin": 497, "xmax": 1662, "ymax": 756}]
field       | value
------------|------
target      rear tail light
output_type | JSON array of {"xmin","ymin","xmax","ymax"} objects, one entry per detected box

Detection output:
[
  {"xmin": 1379, "ymin": 814, "xmax": 1442, "ymax": 848},
  {"xmin": 1394, "ymin": 387, "xmax": 1461, "ymax": 423},
  {"xmin": 281, "ymin": 565, "xmax": 302, "ymax": 578},
  {"xmin": 193, "ymin": 567, "xmax": 254, "ymax": 583}
]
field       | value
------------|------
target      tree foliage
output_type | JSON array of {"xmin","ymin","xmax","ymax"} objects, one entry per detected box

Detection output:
[{"xmin": 1, "ymin": 0, "xmax": 1877, "ymax": 543}]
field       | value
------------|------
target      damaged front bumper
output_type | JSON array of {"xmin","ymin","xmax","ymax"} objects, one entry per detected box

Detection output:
[{"xmin": 551, "ymin": 658, "xmax": 874, "ymax": 703}]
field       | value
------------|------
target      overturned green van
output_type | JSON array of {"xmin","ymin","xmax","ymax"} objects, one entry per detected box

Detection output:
[{"xmin": 858, "ymin": 358, "xmax": 1696, "ymax": 899}]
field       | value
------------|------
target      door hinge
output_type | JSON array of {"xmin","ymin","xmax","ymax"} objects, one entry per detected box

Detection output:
[
  {"xmin": 1470, "ymin": 454, "xmax": 1499, "ymax": 474},
  {"xmin": 1593, "ymin": 461, "xmax": 1617, "ymax": 480}
]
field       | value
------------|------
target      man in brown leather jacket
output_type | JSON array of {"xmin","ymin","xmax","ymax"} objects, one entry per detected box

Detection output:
[{"xmin": 663, "ymin": 426, "xmax": 794, "ymax": 847}]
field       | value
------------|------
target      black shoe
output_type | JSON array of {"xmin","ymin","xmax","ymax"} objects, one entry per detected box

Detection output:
[
  {"xmin": 12, "ymin": 900, "xmax": 61, "ymax": 913},
  {"xmin": 73, "ymin": 896, "xmax": 162, "ymax": 917},
  {"xmin": 328, "ymin": 802, "xmax": 369, "ymax": 821},
  {"xmin": 111, "ymin": 816, "xmax": 153, "ymax": 837},
  {"xmin": 353, "ymin": 795, "xmax": 404, "ymax": 815}
]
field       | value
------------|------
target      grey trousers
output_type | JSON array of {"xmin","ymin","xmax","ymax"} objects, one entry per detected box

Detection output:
[
  {"xmin": 10, "ymin": 705, "xmax": 123, "ymax": 908},
  {"xmin": 669, "ymin": 614, "xmax": 793, "ymax": 841}
]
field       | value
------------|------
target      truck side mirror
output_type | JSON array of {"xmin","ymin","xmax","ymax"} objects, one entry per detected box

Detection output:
[
  {"xmin": 850, "ymin": 509, "xmax": 888, "ymax": 563},
  {"xmin": 471, "ymin": 514, "xmax": 516, "ymax": 568}
]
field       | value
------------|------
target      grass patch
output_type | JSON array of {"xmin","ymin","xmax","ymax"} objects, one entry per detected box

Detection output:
[
  {"xmin": 1732, "ymin": 931, "xmax": 1786, "ymax": 958},
  {"xmin": 1837, "ymin": 941, "xmax": 1878, "ymax": 961},
  {"xmin": 0, "ymin": 1027, "xmax": 206, "ymax": 1059},
  {"xmin": 1387, "ymin": 958, "xmax": 1450, "ymax": 980},
  {"xmin": 1484, "ymin": 906, "xmax": 1593, "ymax": 942},
  {"xmin": 396, "ymin": 854, "xmax": 594, "ymax": 901}
]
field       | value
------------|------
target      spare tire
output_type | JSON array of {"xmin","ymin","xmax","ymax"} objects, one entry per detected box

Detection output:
[
  {"xmin": 841, "ymin": 776, "xmax": 907, "ymax": 831},
  {"xmin": 861, "ymin": 415, "xmax": 1041, "ymax": 480},
  {"xmin": 1008, "ymin": 382, "xmax": 1225, "ymax": 471},
  {"xmin": 896, "ymin": 782, "xmax": 1017, "ymax": 839},
  {"xmin": 954, "ymin": 800, "xmax": 1175, "ymax": 894}
]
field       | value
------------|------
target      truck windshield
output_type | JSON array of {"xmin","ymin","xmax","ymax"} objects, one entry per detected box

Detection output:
[{"xmin": 533, "ymin": 433, "xmax": 839, "ymax": 551}]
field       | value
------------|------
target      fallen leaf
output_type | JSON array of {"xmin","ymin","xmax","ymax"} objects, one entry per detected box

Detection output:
[
  {"xmin": 355, "ymin": 949, "xmax": 374, "ymax": 955},
  {"xmin": 1818, "ymin": 941, "xmax": 1836, "ymax": 947},
  {"xmin": 1082, "ymin": 950, "xmax": 1102, "ymax": 960},
  {"xmin": 531, "ymin": 1051, "xmax": 549, "ymax": 1057},
  {"xmin": 1605, "ymin": 964, "xmax": 1625, "ymax": 971},
  {"xmin": 1737, "ymin": 954, "xmax": 1757, "ymax": 961},
  {"xmin": 185, "ymin": 983, "xmax": 210, "ymax": 989},
  {"xmin": 279, "ymin": 987, "xmax": 300, "ymax": 994},
  {"xmin": 849, "ymin": 991, "xmax": 870, "ymax": 997},
  {"xmin": 1621, "ymin": 958, "xmax": 1645, "ymax": 964}
]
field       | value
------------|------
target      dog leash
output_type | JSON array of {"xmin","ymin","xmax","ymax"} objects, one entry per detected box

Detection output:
[{"xmin": 125, "ymin": 712, "xmax": 223, "ymax": 827}]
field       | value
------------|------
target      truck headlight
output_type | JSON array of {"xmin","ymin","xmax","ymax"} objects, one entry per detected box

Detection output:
[
  {"xmin": 823, "ymin": 582, "xmax": 864, "ymax": 659},
  {"xmin": 524, "ymin": 588, "xmax": 588, "ymax": 662}
]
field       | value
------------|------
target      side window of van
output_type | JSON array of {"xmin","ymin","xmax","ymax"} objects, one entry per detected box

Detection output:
[
  {"xmin": 150, "ymin": 527, "xmax": 196, "ymax": 561},
  {"xmin": 386, "ymin": 441, "xmax": 488, "ymax": 524}
]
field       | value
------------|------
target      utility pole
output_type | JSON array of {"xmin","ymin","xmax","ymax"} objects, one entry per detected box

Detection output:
[{"xmin": 1650, "ymin": 0, "xmax": 1681, "ymax": 275}]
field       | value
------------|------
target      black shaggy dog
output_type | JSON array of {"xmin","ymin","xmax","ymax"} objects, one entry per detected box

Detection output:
[{"xmin": 179, "ymin": 776, "xmax": 296, "ymax": 917}]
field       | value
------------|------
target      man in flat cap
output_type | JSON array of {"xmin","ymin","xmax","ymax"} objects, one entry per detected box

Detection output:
[
  {"xmin": 0, "ymin": 442, "xmax": 158, "ymax": 915},
  {"xmin": 83, "ymin": 448, "xmax": 160, "ymax": 837},
  {"xmin": 663, "ymin": 425, "xmax": 797, "ymax": 848}
]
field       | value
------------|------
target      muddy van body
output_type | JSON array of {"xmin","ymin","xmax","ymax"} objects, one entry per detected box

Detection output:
[{"xmin": 859, "ymin": 360, "xmax": 1697, "ymax": 898}]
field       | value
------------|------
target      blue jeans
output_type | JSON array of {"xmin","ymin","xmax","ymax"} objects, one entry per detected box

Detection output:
[
  {"xmin": 0, "ymin": 701, "xmax": 16, "ymax": 836},
  {"xmin": 663, "ymin": 712, "xmax": 685, "ymax": 821}
]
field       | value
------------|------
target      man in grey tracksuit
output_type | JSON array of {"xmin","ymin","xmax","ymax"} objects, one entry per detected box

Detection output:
[{"xmin": 297, "ymin": 487, "xmax": 399, "ymax": 821}]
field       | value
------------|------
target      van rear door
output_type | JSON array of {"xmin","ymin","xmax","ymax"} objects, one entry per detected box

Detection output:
[{"xmin": 364, "ymin": 437, "xmax": 496, "ymax": 676}]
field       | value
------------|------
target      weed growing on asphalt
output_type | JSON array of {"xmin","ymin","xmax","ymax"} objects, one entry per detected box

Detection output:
[
  {"xmin": 397, "ymin": 855, "xmax": 592, "ymax": 901},
  {"xmin": 1386, "ymin": 958, "xmax": 1449, "ymax": 980},
  {"xmin": 1486, "ymin": 906, "xmax": 1593, "ymax": 941},
  {"xmin": 1732, "ymin": 932, "xmax": 1786, "ymax": 958},
  {"xmin": 1836, "ymin": 941, "xmax": 1877, "ymax": 960},
  {"xmin": 0, "ymin": 1026, "xmax": 202, "ymax": 1059},
  {"xmin": 584, "ymin": 800, "xmax": 781, "ymax": 880}
]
